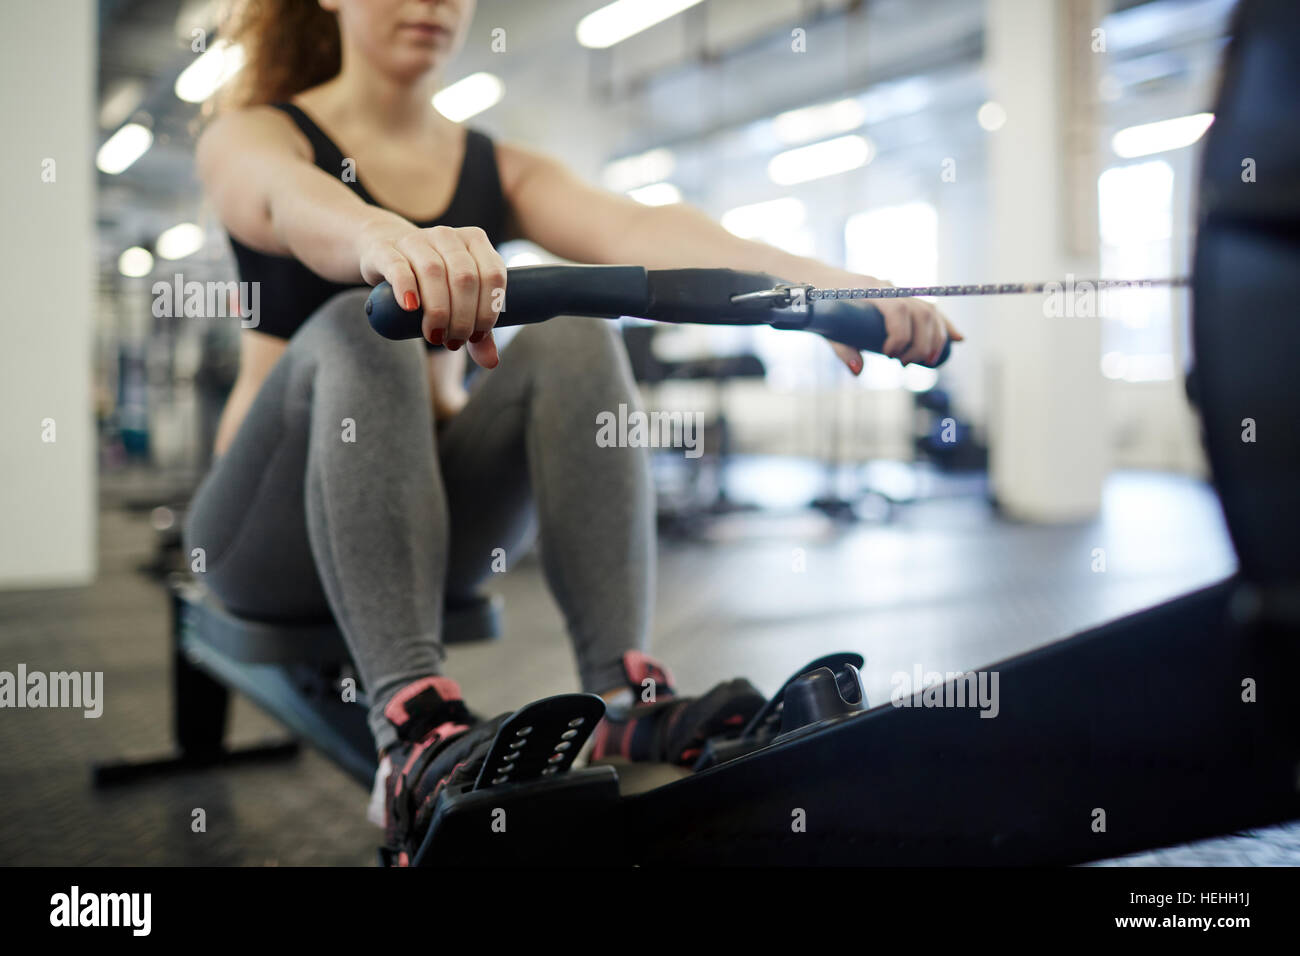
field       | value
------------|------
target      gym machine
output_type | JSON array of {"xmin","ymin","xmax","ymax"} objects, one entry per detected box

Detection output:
[{"xmin": 96, "ymin": 0, "xmax": 1300, "ymax": 866}]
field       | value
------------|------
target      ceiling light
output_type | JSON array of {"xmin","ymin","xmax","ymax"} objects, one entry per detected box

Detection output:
[
  {"xmin": 1112, "ymin": 113, "xmax": 1213, "ymax": 158},
  {"xmin": 577, "ymin": 0, "xmax": 705, "ymax": 49},
  {"xmin": 118, "ymin": 247, "xmax": 154, "ymax": 278},
  {"xmin": 156, "ymin": 223, "xmax": 205, "ymax": 260},
  {"xmin": 977, "ymin": 101, "xmax": 1007, "ymax": 132},
  {"xmin": 768, "ymin": 135, "xmax": 874, "ymax": 186},
  {"xmin": 433, "ymin": 72, "xmax": 504, "ymax": 121},
  {"xmin": 773, "ymin": 99, "xmax": 866, "ymax": 146},
  {"xmin": 175, "ymin": 39, "xmax": 245, "ymax": 103},
  {"xmin": 96, "ymin": 123, "xmax": 153, "ymax": 175}
]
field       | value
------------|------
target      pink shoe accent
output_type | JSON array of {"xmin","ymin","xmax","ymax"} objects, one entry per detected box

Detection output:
[
  {"xmin": 590, "ymin": 719, "xmax": 610, "ymax": 760},
  {"xmin": 383, "ymin": 676, "xmax": 462, "ymax": 726},
  {"xmin": 622, "ymin": 650, "xmax": 675, "ymax": 697}
]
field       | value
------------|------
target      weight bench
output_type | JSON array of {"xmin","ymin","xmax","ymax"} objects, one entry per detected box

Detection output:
[{"xmin": 93, "ymin": 574, "xmax": 503, "ymax": 790}]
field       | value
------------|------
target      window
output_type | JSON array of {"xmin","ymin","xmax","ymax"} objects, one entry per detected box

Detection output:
[
  {"xmin": 1097, "ymin": 159, "xmax": 1175, "ymax": 381},
  {"xmin": 840, "ymin": 201, "xmax": 940, "ymax": 392}
]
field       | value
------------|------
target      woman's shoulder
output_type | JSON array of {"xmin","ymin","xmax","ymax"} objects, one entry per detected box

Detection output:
[
  {"xmin": 199, "ymin": 103, "xmax": 313, "ymax": 161},
  {"xmin": 489, "ymin": 138, "xmax": 565, "ymax": 198}
]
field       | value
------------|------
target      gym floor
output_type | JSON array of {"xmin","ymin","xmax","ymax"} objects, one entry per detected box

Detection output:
[{"xmin": 2, "ymin": 465, "xmax": 1296, "ymax": 866}]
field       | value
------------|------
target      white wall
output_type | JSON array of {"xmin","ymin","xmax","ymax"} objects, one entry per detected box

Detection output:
[{"xmin": 0, "ymin": 1, "xmax": 97, "ymax": 587}]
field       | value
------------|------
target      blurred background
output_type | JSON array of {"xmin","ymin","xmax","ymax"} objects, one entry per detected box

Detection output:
[{"xmin": 3, "ymin": 0, "xmax": 1273, "ymax": 865}]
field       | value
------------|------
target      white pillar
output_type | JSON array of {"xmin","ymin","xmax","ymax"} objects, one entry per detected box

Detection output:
[
  {"xmin": 0, "ymin": 1, "xmax": 97, "ymax": 586},
  {"xmin": 985, "ymin": 0, "xmax": 1107, "ymax": 522}
]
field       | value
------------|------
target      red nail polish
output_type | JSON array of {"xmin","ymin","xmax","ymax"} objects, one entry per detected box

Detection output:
[
  {"xmin": 446, "ymin": 339, "xmax": 463, "ymax": 351},
  {"xmin": 430, "ymin": 328, "xmax": 444, "ymax": 345},
  {"xmin": 403, "ymin": 291, "xmax": 418, "ymax": 311},
  {"xmin": 470, "ymin": 331, "xmax": 486, "ymax": 343}
]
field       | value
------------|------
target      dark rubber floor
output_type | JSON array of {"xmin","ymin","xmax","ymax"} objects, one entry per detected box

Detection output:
[{"xmin": 2, "ymin": 466, "xmax": 1294, "ymax": 865}]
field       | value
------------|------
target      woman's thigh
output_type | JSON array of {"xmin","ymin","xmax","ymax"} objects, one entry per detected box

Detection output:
[
  {"xmin": 183, "ymin": 354, "xmax": 330, "ymax": 621},
  {"xmin": 185, "ymin": 288, "xmax": 428, "ymax": 620}
]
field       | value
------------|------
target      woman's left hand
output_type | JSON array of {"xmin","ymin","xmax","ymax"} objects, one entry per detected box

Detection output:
[{"xmin": 820, "ymin": 275, "xmax": 965, "ymax": 376}]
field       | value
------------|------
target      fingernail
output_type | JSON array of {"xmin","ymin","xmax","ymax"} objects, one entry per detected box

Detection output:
[
  {"xmin": 429, "ymin": 328, "xmax": 444, "ymax": 345},
  {"xmin": 403, "ymin": 291, "xmax": 418, "ymax": 311},
  {"xmin": 469, "ymin": 331, "xmax": 486, "ymax": 343},
  {"xmin": 446, "ymin": 339, "xmax": 463, "ymax": 351}
]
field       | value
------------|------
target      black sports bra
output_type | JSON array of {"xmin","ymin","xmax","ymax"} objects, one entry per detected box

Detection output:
[{"xmin": 227, "ymin": 101, "xmax": 510, "ymax": 346}]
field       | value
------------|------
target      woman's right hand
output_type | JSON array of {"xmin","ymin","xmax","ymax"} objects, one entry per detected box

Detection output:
[{"xmin": 358, "ymin": 217, "xmax": 507, "ymax": 369}]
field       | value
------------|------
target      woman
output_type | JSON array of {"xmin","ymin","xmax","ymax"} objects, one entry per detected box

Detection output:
[{"xmin": 188, "ymin": 0, "xmax": 960, "ymax": 862}]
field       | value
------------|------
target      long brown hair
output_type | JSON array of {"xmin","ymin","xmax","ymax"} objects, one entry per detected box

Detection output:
[{"xmin": 212, "ymin": 0, "xmax": 342, "ymax": 113}]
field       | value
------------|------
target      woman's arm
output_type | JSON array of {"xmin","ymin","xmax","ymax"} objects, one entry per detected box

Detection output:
[
  {"xmin": 197, "ymin": 107, "xmax": 408, "ymax": 281},
  {"xmin": 497, "ymin": 142, "xmax": 962, "ymax": 371},
  {"xmin": 197, "ymin": 107, "xmax": 507, "ymax": 367}
]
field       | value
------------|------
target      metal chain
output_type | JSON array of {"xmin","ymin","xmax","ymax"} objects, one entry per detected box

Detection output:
[
  {"xmin": 803, "ymin": 276, "xmax": 1192, "ymax": 301},
  {"xmin": 730, "ymin": 277, "xmax": 1191, "ymax": 308}
]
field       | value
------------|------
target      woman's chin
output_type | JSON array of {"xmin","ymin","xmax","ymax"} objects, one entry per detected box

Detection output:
[{"xmin": 385, "ymin": 48, "xmax": 445, "ymax": 82}]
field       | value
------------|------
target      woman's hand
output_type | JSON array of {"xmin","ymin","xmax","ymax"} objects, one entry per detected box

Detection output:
[
  {"xmin": 822, "ymin": 275, "xmax": 965, "ymax": 376},
  {"xmin": 358, "ymin": 217, "xmax": 507, "ymax": 369}
]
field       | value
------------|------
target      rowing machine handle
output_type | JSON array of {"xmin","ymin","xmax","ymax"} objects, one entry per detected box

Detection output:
[
  {"xmin": 365, "ymin": 264, "xmax": 952, "ymax": 367},
  {"xmin": 790, "ymin": 297, "xmax": 952, "ymax": 367},
  {"xmin": 365, "ymin": 264, "xmax": 651, "ymax": 338}
]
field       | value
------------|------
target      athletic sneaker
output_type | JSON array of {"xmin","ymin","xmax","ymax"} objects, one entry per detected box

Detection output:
[
  {"xmin": 589, "ymin": 650, "xmax": 765, "ymax": 767},
  {"xmin": 372, "ymin": 675, "xmax": 503, "ymax": 866}
]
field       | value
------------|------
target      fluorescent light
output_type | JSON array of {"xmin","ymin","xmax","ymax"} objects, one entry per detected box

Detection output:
[
  {"xmin": 577, "ymin": 0, "xmax": 705, "ymax": 49},
  {"xmin": 175, "ymin": 39, "xmax": 245, "ymax": 103},
  {"xmin": 156, "ymin": 222, "xmax": 205, "ymax": 260},
  {"xmin": 721, "ymin": 197, "xmax": 806, "ymax": 238},
  {"xmin": 96, "ymin": 123, "xmax": 154, "ymax": 174},
  {"xmin": 977, "ymin": 101, "xmax": 1007, "ymax": 132},
  {"xmin": 118, "ymin": 246, "xmax": 154, "ymax": 278},
  {"xmin": 627, "ymin": 182, "xmax": 681, "ymax": 205},
  {"xmin": 773, "ymin": 99, "xmax": 866, "ymax": 146},
  {"xmin": 1112, "ymin": 112, "xmax": 1213, "ymax": 158},
  {"xmin": 768, "ymin": 135, "xmax": 874, "ymax": 186},
  {"xmin": 433, "ymin": 72, "xmax": 504, "ymax": 121},
  {"xmin": 603, "ymin": 148, "xmax": 676, "ymax": 191}
]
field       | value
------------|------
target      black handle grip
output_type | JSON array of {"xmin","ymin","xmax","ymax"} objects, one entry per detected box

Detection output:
[
  {"xmin": 365, "ymin": 264, "xmax": 651, "ymax": 340},
  {"xmin": 364, "ymin": 263, "xmax": 953, "ymax": 367},
  {"xmin": 800, "ymin": 298, "xmax": 953, "ymax": 367}
]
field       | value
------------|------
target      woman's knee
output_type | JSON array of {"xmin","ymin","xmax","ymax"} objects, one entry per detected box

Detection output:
[
  {"xmin": 508, "ymin": 315, "xmax": 631, "ymax": 379},
  {"xmin": 294, "ymin": 287, "xmax": 426, "ymax": 381}
]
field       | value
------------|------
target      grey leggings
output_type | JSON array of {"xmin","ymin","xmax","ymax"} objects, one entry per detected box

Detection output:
[{"xmin": 184, "ymin": 288, "xmax": 654, "ymax": 751}]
